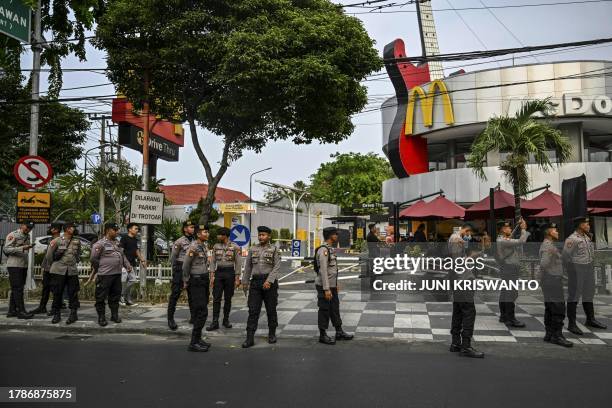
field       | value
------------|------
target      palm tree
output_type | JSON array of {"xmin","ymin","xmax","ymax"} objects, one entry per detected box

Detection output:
[{"xmin": 467, "ymin": 98, "xmax": 572, "ymax": 223}]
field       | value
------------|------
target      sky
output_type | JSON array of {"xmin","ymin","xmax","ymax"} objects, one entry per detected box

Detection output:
[{"xmin": 19, "ymin": 0, "xmax": 612, "ymax": 201}]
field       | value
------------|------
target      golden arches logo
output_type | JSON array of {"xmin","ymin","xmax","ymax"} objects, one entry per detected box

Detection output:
[{"xmin": 404, "ymin": 80, "xmax": 455, "ymax": 135}]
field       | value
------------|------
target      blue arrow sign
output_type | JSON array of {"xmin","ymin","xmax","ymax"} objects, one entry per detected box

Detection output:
[
  {"xmin": 91, "ymin": 212, "xmax": 101, "ymax": 225},
  {"xmin": 230, "ymin": 224, "xmax": 250, "ymax": 247},
  {"xmin": 291, "ymin": 239, "xmax": 301, "ymax": 256}
]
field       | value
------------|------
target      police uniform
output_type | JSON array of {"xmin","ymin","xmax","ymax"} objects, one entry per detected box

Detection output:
[
  {"xmin": 45, "ymin": 224, "xmax": 82, "ymax": 324},
  {"xmin": 182, "ymin": 225, "xmax": 211, "ymax": 352},
  {"xmin": 496, "ymin": 221, "xmax": 529, "ymax": 327},
  {"xmin": 168, "ymin": 221, "xmax": 195, "ymax": 330},
  {"xmin": 448, "ymin": 231, "xmax": 483, "ymax": 357},
  {"xmin": 539, "ymin": 223, "xmax": 572, "ymax": 347},
  {"xmin": 31, "ymin": 222, "xmax": 63, "ymax": 315},
  {"xmin": 563, "ymin": 216, "xmax": 607, "ymax": 333},
  {"xmin": 207, "ymin": 228, "xmax": 242, "ymax": 330},
  {"xmin": 3, "ymin": 222, "xmax": 34, "ymax": 319},
  {"xmin": 241, "ymin": 226, "xmax": 280, "ymax": 348},
  {"xmin": 90, "ymin": 223, "xmax": 131, "ymax": 326},
  {"xmin": 315, "ymin": 227, "xmax": 353, "ymax": 345}
]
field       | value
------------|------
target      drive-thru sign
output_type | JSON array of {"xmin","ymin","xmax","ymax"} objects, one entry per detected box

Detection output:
[{"xmin": 129, "ymin": 190, "xmax": 165, "ymax": 225}]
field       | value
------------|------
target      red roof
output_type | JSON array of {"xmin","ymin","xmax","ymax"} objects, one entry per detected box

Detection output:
[
  {"xmin": 464, "ymin": 189, "xmax": 545, "ymax": 220},
  {"xmin": 527, "ymin": 190, "xmax": 562, "ymax": 218},
  {"xmin": 160, "ymin": 183, "xmax": 250, "ymax": 205},
  {"xmin": 587, "ymin": 178, "xmax": 612, "ymax": 207},
  {"xmin": 399, "ymin": 200, "xmax": 427, "ymax": 218},
  {"xmin": 417, "ymin": 195, "xmax": 466, "ymax": 219}
]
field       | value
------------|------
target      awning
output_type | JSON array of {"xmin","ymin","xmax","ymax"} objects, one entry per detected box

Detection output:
[
  {"xmin": 402, "ymin": 195, "xmax": 465, "ymax": 220},
  {"xmin": 464, "ymin": 189, "xmax": 544, "ymax": 220},
  {"xmin": 526, "ymin": 190, "xmax": 562, "ymax": 218},
  {"xmin": 587, "ymin": 178, "xmax": 612, "ymax": 208},
  {"xmin": 398, "ymin": 199, "xmax": 427, "ymax": 218}
]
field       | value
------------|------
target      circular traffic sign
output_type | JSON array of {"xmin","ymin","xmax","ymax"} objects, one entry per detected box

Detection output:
[{"xmin": 13, "ymin": 155, "xmax": 53, "ymax": 189}]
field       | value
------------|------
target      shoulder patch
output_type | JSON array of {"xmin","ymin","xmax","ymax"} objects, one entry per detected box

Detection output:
[
  {"xmin": 566, "ymin": 241, "xmax": 573, "ymax": 248},
  {"xmin": 7, "ymin": 234, "xmax": 13, "ymax": 240},
  {"xmin": 323, "ymin": 250, "xmax": 328, "ymax": 256},
  {"xmin": 189, "ymin": 251, "xmax": 194, "ymax": 257}
]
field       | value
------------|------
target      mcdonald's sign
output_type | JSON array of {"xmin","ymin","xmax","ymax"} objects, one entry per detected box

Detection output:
[{"xmin": 404, "ymin": 80, "xmax": 455, "ymax": 135}]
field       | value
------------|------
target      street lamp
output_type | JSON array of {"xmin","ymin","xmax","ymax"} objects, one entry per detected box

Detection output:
[
  {"xmin": 82, "ymin": 142, "xmax": 118, "ymax": 231},
  {"xmin": 256, "ymin": 179, "xmax": 307, "ymax": 240},
  {"xmin": 249, "ymin": 167, "xmax": 272, "ymax": 238}
]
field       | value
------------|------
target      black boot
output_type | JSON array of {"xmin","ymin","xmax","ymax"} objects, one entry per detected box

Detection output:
[
  {"xmin": 335, "ymin": 327, "xmax": 354, "ymax": 341},
  {"xmin": 583, "ymin": 302, "xmax": 608, "ymax": 329},
  {"xmin": 319, "ymin": 329, "xmax": 336, "ymax": 345},
  {"xmin": 543, "ymin": 330, "xmax": 552, "ymax": 342},
  {"xmin": 167, "ymin": 309, "xmax": 178, "ymax": 331},
  {"xmin": 30, "ymin": 305, "xmax": 47, "ymax": 315},
  {"xmin": 450, "ymin": 335, "xmax": 462, "ymax": 352},
  {"xmin": 66, "ymin": 309, "xmax": 78, "ymax": 325},
  {"xmin": 550, "ymin": 330, "xmax": 573, "ymax": 348},
  {"xmin": 498, "ymin": 302, "xmax": 506, "ymax": 322},
  {"xmin": 188, "ymin": 332, "xmax": 210, "ymax": 352},
  {"xmin": 47, "ymin": 309, "xmax": 54, "ymax": 316},
  {"xmin": 268, "ymin": 328, "xmax": 277, "ymax": 344},
  {"xmin": 504, "ymin": 303, "xmax": 525, "ymax": 327},
  {"xmin": 242, "ymin": 331, "xmax": 255, "ymax": 348},
  {"xmin": 459, "ymin": 337, "xmax": 484, "ymax": 358},
  {"xmin": 206, "ymin": 320, "xmax": 220, "ymax": 331},
  {"xmin": 566, "ymin": 302, "xmax": 583, "ymax": 335},
  {"xmin": 7, "ymin": 294, "xmax": 17, "ymax": 317},
  {"xmin": 222, "ymin": 317, "xmax": 233, "ymax": 329},
  {"xmin": 98, "ymin": 314, "xmax": 108, "ymax": 327},
  {"xmin": 110, "ymin": 309, "xmax": 122, "ymax": 323},
  {"xmin": 51, "ymin": 311, "xmax": 61, "ymax": 324}
]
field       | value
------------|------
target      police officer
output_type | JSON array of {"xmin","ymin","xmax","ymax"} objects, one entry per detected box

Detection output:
[
  {"xmin": 207, "ymin": 227, "xmax": 242, "ymax": 331},
  {"xmin": 241, "ymin": 226, "xmax": 280, "ymax": 348},
  {"xmin": 539, "ymin": 223, "xmax": 572, "ymax": 347},
  {"xmin": 168, "ymin": 220, "xmax": 195, "ymax": 331},
  {"xmin": 89, "ymin": 223, "xmax": 132, "ymax": 327},
  {"xmin": 45, "ymin": 222, "xmax": 82, "ymax": 325},
  {"xmin": 3, "ymin": 221, "xmax": 35, "ymax": 319},
  {"xmin": 31, "ymin": 221, "xmax": 63, "ymax": 315},
  {"xmin": 182, "ymin": 224, "xmax": 212, "ymax": 352},
  {"xmin": 563, "ymin": 216, "xmax": 607, "ymax": 334},
  {"xmin": 496, "ymin": 219, "xmax": 529, "ymax": 327},
  {"xmin": 315, "ymin": 226, "xmax": 354, "ymax": 345}
]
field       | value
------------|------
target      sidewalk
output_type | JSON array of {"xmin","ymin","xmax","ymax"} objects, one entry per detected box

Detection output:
[{"xmin": 2, "ymin": 291, "xmax": 612, "ymax": 346}]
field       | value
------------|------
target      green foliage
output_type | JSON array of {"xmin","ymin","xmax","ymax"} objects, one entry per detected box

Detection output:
[
  {"xmin": 95, "ymin": 0, "xmax": 382, "ymax": 225},
  {"xmin": 468, "ymin": 98, "xmax": 572, "ymax": 222},
  {"xmin": 280, "ymin": 228, "xmax": 291, "ymax": 241},
  {"xmin": 271, "ymin": 229, "xmax": 280, "ymax": 242},
  {"xmin": 188, "ymin": 198, "xmax": 220, "ymax": 225},
  {"xmin": 155, "ymin": 218, "xmax": 182, "ymax": 246},
  {"xmin": 308, "ymin": 152, "xmax": 393, "ymax": 211}
]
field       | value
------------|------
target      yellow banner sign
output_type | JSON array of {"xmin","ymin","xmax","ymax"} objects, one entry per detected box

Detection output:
[
  {"xmin": 17, "ymin": 192, "xmax": 51, "ymax": 208},
  {"xmin": 405, "ymin": 79, "xmax": 455, "ymax": 135},
  {"xmin": 218, "ymin": 202, "xmax": 257, "ymax": 214}
]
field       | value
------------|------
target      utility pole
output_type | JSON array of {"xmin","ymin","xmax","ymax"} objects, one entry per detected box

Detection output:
[
  {"xmin": 99, "ymin": 119, "xmax": 106, "ymax": 231},
  {"xmin": 140, "ymin": 74, "xmax": 151, "ymax": 296},
  {"xmin": 26, "ymin": 0, "xmax": 42, "ymax": 291}
]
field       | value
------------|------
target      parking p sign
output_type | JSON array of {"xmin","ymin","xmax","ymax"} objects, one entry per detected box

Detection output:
[{"xmin": 291, "ymin": 239, "xmax": 301, "ymax": 257}]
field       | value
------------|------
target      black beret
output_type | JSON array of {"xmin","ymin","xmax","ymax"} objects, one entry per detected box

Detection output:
[
  {"xmin": 104, "ymin": 222, "xmax": 120, "ymax": 231},
  {"xmin": 23, "ymin": 221, "xmax": 35, "ymax": 229},
  {"xmin": 257, "ymin": 226, "xmax": 272, "ymax": 234},
  {"xmin": 196, "ymin": 224, "xmax": 209, "ymax": 232},
  {"xmin": 573, "ymin": 216, "xmax": 589, "ymax": 224},
  {"xmin": 63, "ymin": 221, "xmax": 76, "ymax": 229},
  {"xmin": 182, "ymin": 220, "xmax": 194, "ymax": 228},
  {"xmin": 542, "ymin": 222, "xmax": 558, "ymax": 231},
  {"xmin": 217, "ymin": 227, "xmax": 231, "ymax": 236},
  {"xmin": 497, "ymin": 221, "xmax": 512, "ymax": 228},
  {"xmin": 323, "ymin": 226, "xmax": 339, "ymax": 239}
]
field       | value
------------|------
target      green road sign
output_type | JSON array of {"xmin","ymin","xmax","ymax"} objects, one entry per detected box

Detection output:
[{"xmin": 0, "ymin": 0, "xmax": 31, "ymax": 43}]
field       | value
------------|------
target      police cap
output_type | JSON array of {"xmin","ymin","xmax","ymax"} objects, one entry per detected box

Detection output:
[
  {"xmin": 542, "ymin": 222, "xmax": 558, "ymax": 232},
  {"xmin": 182, "ymin": 220, "xmax": 195, "ymax": 228},
  {"xmin": 196, "ymin": 224, "xmax": 209, "ymax": 233},
  {"xmin": 217, "ymin": 227, "xmax": 231, "ymax": 236},
  {"xmin": 104, "ymin": 222, "xmax": 120, "ymax": 232},
  {"xmin": 497, "ymin": 221, "xmax": 512, "ymax": 229},
  {"xmin": 323, "ymin": 226, "xmax": 339, "ymax": 240},
  {"xmin": 257, "ymin": 226, "xmax": 272, "ymax": 234},
  {"xmin": 573, "ymin": 216, "xmax": 589, "ymax": 225},
  {"xmin": 23, "ymin": 221, "xmax": 35, "ymax": 230}
]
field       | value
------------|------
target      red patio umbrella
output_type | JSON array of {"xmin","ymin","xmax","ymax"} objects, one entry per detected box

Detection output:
[
  {"xmin": 404, "ymin": 195, "xmax": 465, "ymax": 219},
  {"xmin": 587, "ymin": 178, "xmax": 612, "ymax": 208},
  {"xmin": 398, "ymin": 199, "xmax": 427, "ymax": 218},
  {"xmin": 464, "ymin": 189, "xmax": 544, "ymax": 220},
  {"xmin": 526, "ymin": 190, "xmax": 562, "ymax": 218}
]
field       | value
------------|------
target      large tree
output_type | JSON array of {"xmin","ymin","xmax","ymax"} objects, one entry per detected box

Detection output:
[
  {"xmin": 468, "ymin": 98, "xmax": 572, "ymax": 223},
  {"xmin": 308, "ymin": 152, "xmax": 393, "ymax": 212},
  {"xmin": 95, "ymin": 0, "xmax": 382, "ymax": 224}
]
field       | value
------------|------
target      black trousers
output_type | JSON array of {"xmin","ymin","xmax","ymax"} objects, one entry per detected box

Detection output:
[
  {"xmin": 188, "ymin": 275, "xmax": 210, "ymax": 339},
  {"xmin": 246, "ymin": 278, "xmax": 278, "ymax": 333},
  {"xmin": 51, "ymin": 273, "xmax": 80, "ymax": 312},
  {"xmin": 316, "ymin": 285, "xmax": 342, "ymax": 331},
  {"xmin": 39, "ymin": 270, "xmax": 52, "ymax": 308},
  {"xmin": 451, "ymin": 290, "xmax": 476, "ymax": 340},
  {"xmin": 7, "ymin": 267, "xmax": 27, "ymax": 313},
  {"xmin": 542, "ymin": 275, "xmax": 565, "ymax": 332},
  {"xmin": 168, "ymin": 263, "xmax": 192, "ymax": 318},
  {"xmin": 499, "ymin": 263, "xmax": 520, "ymax": 320},
  {"xmin": 212, "ymin": 267, "xmax": 235, "ymax": 321},
  {"xmin": 95, "ymin": 274, "xmax": 122, "ymax": 316}
]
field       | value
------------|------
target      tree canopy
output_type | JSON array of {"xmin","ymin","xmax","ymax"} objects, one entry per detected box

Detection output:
[{"xmin": 95, "ymin": 0, "xmax": 382, "ymax": 224}]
